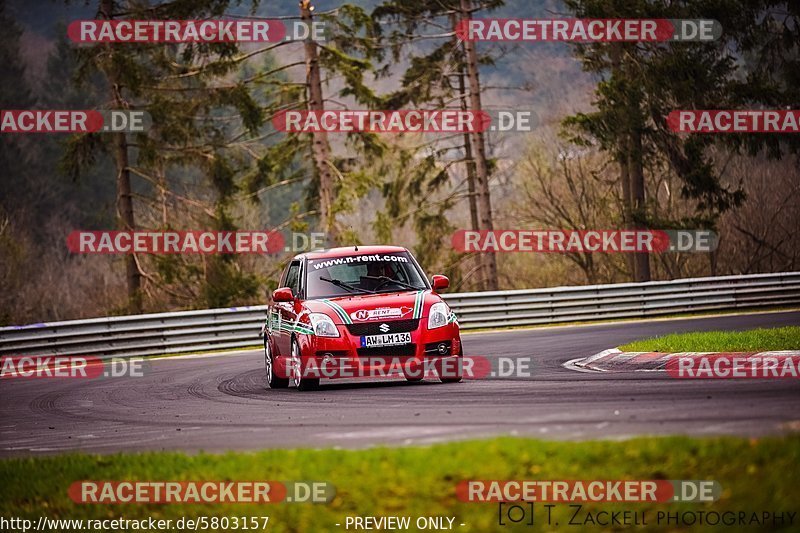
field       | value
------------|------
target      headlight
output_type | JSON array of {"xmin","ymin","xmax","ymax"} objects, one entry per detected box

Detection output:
[
  {"xmin": 309, "ymin": 313, "xmax": 339, "ymax": 337},
  {"xmin": 427, "ymin": 302, "xmax": 449, "ymax": 330}
]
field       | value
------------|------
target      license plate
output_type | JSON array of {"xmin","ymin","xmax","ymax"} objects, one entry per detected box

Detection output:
[{"xmin": 361, "ymin": 332, "xmax": 411, "ymax": 348}]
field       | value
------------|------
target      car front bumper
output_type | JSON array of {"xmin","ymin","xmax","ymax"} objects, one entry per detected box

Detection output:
[{"xmin": 276, "ymin": 321, "xmax": 461, "ymax": 380}]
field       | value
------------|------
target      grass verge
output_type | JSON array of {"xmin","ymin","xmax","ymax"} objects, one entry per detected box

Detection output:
[
  {"xmin": 2, "ymin": 435, "xmax": 799, "ymax": 532},
  {"xmin": 619, "ymin": 326, "xmax": 800, "ymax": 353}
]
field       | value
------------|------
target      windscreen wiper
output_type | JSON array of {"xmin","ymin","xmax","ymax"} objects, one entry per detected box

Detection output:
[
  {"xmin": 319, "ymin": 277, "xmax": 374, "ymax": 295},
  {"xmin": 363, "ymin": 275, "xmax": 420, "ymax": 292}
]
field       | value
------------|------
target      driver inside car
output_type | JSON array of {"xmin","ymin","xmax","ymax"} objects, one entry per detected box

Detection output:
[{"xmin": 360, "ymin": 262, "xmax": 399, "ymax": 291}]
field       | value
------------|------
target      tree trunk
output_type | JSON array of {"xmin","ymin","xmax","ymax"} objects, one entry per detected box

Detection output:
[
  {"xmin": 460, "ymin": 73, "xmax": 483, "ymax": 291},
  {"xmin": 619, "ymin": 139, "xmax": 636, "ymax": 281},
  {"xmin": 610, "ymin": 43, "xmax": 636, "ymax": 282},
  {"xmin": 629, "ymin": 128, "xmax": 651, "ymax": 282},
  {"xmin": 709, "ymin": 246, "xmax": 718, "ymax": 277},
  {"xmin": 101, "ymin": 0, "xmax": 142, "ymax": 313},
  {"xmin": 300, "ymin": 0, "xmax": 337, "ymax": 245},
  {"xmin": 459, "ymin": 0, "xmax": 498, "ymax": 290},
  {"xmin": 451, "ymin": 13, "xmax": 482, "ymax": 290}
]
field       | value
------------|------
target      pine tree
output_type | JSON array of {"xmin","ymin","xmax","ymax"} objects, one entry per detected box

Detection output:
[
  {"xmin": 372, "ymin": 0, "xmax": 504, "ymax": 289},
  {"xmin": 561, "ymin": 0, "xmax": 796, "ymax": 281}
]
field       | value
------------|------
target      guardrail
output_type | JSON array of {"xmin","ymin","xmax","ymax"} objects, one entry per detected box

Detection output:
[{"xmin": 1, "ymin": 272, "xmax": 798, "ymax": 358}]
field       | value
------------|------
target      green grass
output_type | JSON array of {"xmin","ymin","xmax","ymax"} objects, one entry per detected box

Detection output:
[
  {"xmin": 2, "ymin": 435, "xmax": 800, "ymax": 532},
  {"xmin": 619, "ymin": 326, "xmax": 800, "ymax": 353}
]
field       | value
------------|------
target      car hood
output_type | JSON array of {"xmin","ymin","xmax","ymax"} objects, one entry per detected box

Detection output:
[{"xmin": 304, "ymin": 290, "xmax": 441, "ymax": 324}]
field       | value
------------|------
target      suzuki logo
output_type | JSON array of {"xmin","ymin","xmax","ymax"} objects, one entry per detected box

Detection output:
[{"xmin": 379, "ymin": 323, "xmax": 390, "ymax": 333}]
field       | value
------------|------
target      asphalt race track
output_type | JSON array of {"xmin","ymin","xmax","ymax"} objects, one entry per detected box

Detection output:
[{"xmin": 2, "ymin": 311, "xmax": 799, "ymax": 456}]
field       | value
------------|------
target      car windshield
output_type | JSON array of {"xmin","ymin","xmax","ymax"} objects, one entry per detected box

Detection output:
[{"xmin": 306, "ymin": 252, "xmax": 428, "ymax": 299}]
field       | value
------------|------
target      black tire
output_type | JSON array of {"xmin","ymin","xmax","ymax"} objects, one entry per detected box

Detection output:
[
  {"xmin": 440, "ymin": 345, "xmax": 463, "ymax": 383},
  {"xmin": 291, "ymin": 338, "xmax": 319, "ymax": 391},
  {"xmin": 265, "ymin": 338, "xmax": 289, "ymax": 389}
]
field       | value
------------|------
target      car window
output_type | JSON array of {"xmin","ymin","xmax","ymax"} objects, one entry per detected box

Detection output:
[
  {"xmin": 305, "ymin": 252, "xmax": 427, "ymax": 299},
  {"xmin": 284, "ymin": 261, "xmax": 301, "ymax": 295}
]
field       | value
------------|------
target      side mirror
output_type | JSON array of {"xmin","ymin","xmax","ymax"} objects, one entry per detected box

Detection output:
[
  {"xmin": 431, "ymin": 275, "xmax": 449, "ymax": 291},
  {"xmin": 272, "ymin": 287, "xmax": 294, "ymax": 302}
]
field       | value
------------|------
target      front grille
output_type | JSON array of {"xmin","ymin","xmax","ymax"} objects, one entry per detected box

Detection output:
[
  {"xmin": 346, "ymin": 319, "xmax": 419, "ymax": 336},
  {"xmin": 357, "ymin": 344, "xmax": 416, "ymax": 357}
]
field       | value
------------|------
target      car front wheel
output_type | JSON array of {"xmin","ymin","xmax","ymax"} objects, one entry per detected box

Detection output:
[
  {"xmin": 290, "ymin": 338, "xmax": 319, "ymax": 391},
  {"xmin": 265, "ymin": 338, "xmax": 289, "ymax": 389}
]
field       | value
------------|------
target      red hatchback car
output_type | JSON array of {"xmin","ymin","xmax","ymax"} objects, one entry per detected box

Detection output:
[{"xmin": 262, "ymin": 246, "xmax": 462, "ymax": 390}]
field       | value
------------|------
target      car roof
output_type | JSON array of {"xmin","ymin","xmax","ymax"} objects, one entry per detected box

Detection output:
[{"xmin": 298, "ymin": 245, "xmax": 409, "ymax": 261}]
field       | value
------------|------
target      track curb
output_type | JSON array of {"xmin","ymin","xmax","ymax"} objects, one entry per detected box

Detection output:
[{"xmin": 568, "ymin": 349, "xmax": 800, "ymax": 373}]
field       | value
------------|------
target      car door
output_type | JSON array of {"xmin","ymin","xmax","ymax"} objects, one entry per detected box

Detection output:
[{"xmin": 273, "ymin": 260, "xmax": 301, "ymax": 356}]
